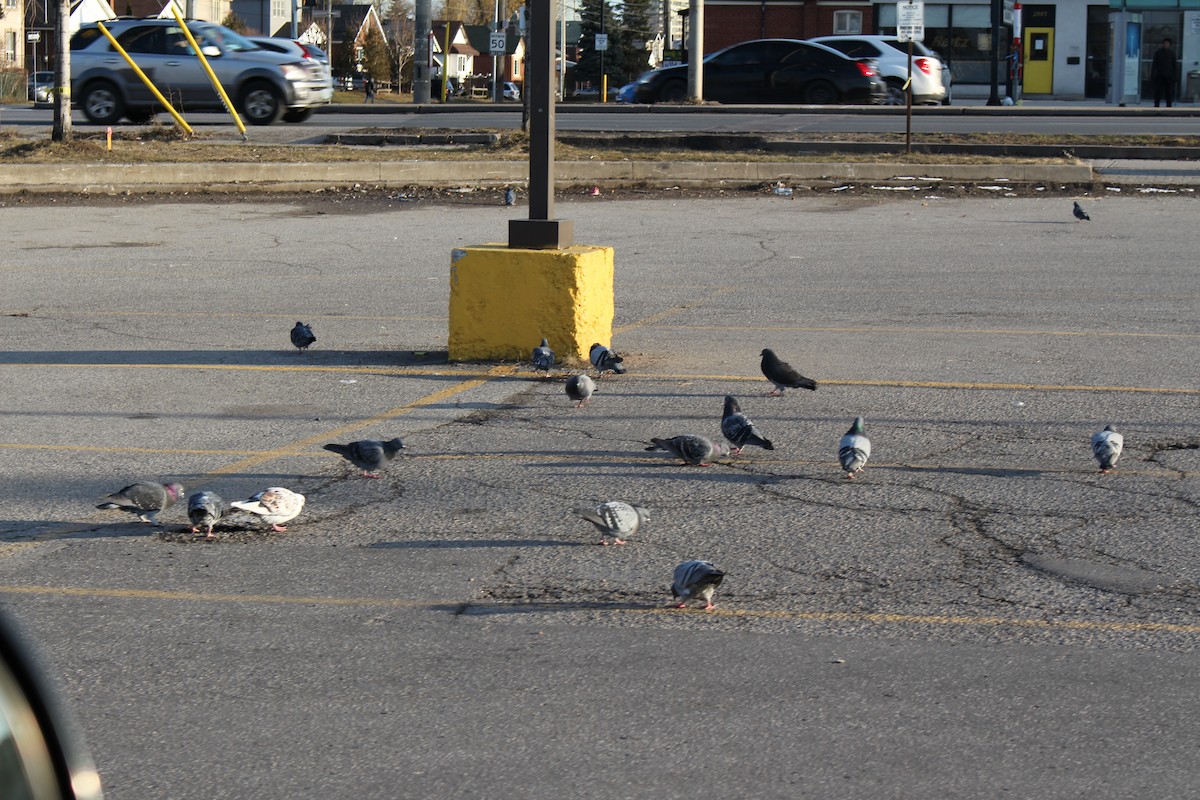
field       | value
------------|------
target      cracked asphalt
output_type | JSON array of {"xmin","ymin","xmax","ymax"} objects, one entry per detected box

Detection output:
[{"xmin": 1, "ymin": 191, "xmax": 1198, "ymax": 799}]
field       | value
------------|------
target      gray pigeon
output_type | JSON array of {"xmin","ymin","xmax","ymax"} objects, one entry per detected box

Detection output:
[
  {"xmin": 760, "ymin": 348, "xmax": 817, "ymax": 395},
  {"xmin": 565, "ymin": 374, "xmax": 595, "ymax": 407},
  {"xmin": 573, "ymin": 501, "xmax": 648, "ymax": 546},
  {"xmin": 229, "ymin": 487, "xmax": 305, "ymax": 532},
  {"xmin": 645, "ymin": 435, "xmax": 726, "ymax": 467},
  {"xmin": 838, "ymin": 417, "xmax": 871, "ymax": 479},
  {"xmin": 323, "ymin": 437, "xmax": 406, "ymax": 477},
  {"xmin": 96, "ymin": 481, "xmax": 184, "ymax": 525},
  {"xmin": 721, "ymin": 395, "xmax": 774, "ymax": 455},
  {"xmin": 504, "ymin": 186, "xmax": 516, "ymax": 206},
  {"xmin": 1091, "ymin": 424, "xmax": 1123, "ymax": 473},
  {"xmin": 1073, "ymin": 201, "xmax": 1090, "ymax": 222},
  {"xmin": 672, "ymin": 560, "xmax": 725, "ymax": 610},
  {"xmin": 187, "ymin": 491, "xmax": 226, "ymax": 539},
  {"xmin": 532, "ymin": 337, "xmax": 555, "ymax": 374},
  {"xmin": 290, "ymin": 321, "xmax": 316, "ymax": 352},
  {"xmin": 589, "ymin": 342, "xmax": 626, "ymax": 377}
]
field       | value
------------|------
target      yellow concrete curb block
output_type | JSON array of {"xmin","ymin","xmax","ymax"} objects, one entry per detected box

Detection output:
[{"xmin": 448, "ymin": 244, "xmax": 614, "ymax": 362}]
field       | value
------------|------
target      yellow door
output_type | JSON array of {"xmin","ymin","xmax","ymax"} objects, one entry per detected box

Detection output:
[{"xmin": 1024, "ymin": 28, "xmax": 1054, "ymax": 93}]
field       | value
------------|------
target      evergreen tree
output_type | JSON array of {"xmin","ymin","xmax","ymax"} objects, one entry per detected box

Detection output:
[
  {"xmin": 362, "ymin": 26, "xmax": 392, "ymax": 83},
  {"xmin": 574, "ymin": 0, "xmax": 622, "ymax": 91},
  {"xmin": 617, "ymin": 0, "xmax": 653, "ymax": 83}
]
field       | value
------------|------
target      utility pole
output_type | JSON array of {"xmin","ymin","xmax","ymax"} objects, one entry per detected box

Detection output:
[
  {"xmin": 686, "ymin": 0, "xmax": 702, "ymax": 100},
  {"xmin": 987, "ymin": 0, "xmax": 1001, "ymax": 105},
  {"xmin": 414, "ymin": 0, "xmax": 431, "ymax": 102},
  {"xmin": 51, "ymin": 0, "xmax": 70, "ymax": 142}
]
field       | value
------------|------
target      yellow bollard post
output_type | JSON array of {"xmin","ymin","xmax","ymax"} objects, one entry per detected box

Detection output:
[
  {"xmin": 601, "ymin": 74, "xmax": 607, "ymax": 103},
  {"xmin": 95, "ymin": 22, "xmax": 193, "ymax": 135},
  {"xmin": 170, "ymin": 7, "xmax": 246, "ymax": 138},
  {"xmin": 106, "ymin": 126, "xmax": 112, "ymax": 150}
]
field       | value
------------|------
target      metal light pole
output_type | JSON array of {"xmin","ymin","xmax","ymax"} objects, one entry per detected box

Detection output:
[
  {"xmin": 987, "ymin": 0, "xmax": 1002, "ymax": 105},
  {"xmin": 509, "ymin": 0, "xmax": 573, "ymax": 250},
  {"xmin": 414, "ymin": 0, "xmax": 431, "ymax": 102},
  {"xmin": 51, "ymin": 0, "xmax": 70, "ymax": 142}
]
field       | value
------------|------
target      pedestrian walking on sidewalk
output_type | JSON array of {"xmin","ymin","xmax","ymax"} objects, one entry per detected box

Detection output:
[
  {"xmin": 1151, "ymin": 38, "xmax": 1178, "ymax": 108},
  {"xmin": 364, "ymin": 75, "xmax": 376, "ymax": 103}
]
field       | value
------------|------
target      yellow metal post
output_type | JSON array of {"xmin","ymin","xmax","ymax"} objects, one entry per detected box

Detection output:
[
  {"xmin": 171, "ymin": 7, "xmax": 246, "ymax": 138},
  {"xmin": 95, "ymin": 21, "xmax": 193, "ymax": 134},
  {"xmin": 441, "ymin": 24, "xmax": 452, "ymax": 102},
  {"xmin": 601, "ymin": 74, "xmax": 607, "ymax": 103}
]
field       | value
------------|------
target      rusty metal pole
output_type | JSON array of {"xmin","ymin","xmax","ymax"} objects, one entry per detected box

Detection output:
[{"xmin": 508, "ymin": 0, "xmax": 573, "ymax": 250}]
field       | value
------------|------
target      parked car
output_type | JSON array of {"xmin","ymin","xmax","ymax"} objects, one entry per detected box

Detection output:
[
  {"xmin": 247, "ymin": 36, "xmax": 333, "ymax": 105},
  {"xmin": 809, "ymin": 35, "xmax": 948, "ymax": 106},
  {"xmin": 502, "ymin": 81, "xmax": 520, "ymax": 101},
  {"xmin": 70, "ymin": 18, "xmax": 331, "ymax": 125},
  {"xmin": 27, "ymin": 70, "xmax": 54, "ymax": 105},
  {"xmin": 628, "ymin": 39, "xmax": 886, "ymax": 105}
]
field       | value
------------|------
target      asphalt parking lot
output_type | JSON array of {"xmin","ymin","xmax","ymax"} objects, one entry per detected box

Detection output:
[{"xmin": 1, "ymin": 191, "xmax": 1198, "ymax": 798}]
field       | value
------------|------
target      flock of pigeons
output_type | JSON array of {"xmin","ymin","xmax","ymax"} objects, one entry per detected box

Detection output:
[{"xmin": 92, "ymin": 315, "xmax": 1126, "ymax": 613}]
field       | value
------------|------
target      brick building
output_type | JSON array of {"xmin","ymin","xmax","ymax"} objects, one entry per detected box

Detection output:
[{"xmin": 702, "ymin": 0, "xmax": 874, "ymax": 52}]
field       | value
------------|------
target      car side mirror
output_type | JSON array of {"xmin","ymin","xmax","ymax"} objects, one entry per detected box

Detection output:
[
  {"xmin": 201, "ymin": 45, "xmax": 221, "ymax": 57},
  {"xmin": 0, "ymin": 615, "xmax": 103, "ymax": 800}
]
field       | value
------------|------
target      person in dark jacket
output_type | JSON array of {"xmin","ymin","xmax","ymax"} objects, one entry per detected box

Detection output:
[{"xmin": 1150, "ymin": 38, "xmax": 1178, "ymax": 108}]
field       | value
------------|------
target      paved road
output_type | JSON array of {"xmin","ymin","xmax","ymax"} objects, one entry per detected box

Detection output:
[
  {"xmin": 1, "ymin": 193, "xmax": 1198, "ymax": 799},
  {"xmin": 4, "ymin": 102, "xmax": 1200, "ymax": 136}
]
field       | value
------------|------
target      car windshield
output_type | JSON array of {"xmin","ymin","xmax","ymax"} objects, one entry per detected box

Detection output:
[{"xmin": 191, "ymin": 22, "xmax": 258, "ymax": 53}]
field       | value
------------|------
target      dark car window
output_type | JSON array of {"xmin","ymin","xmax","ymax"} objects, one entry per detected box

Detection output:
[
  {"xmin": 714, "ymin": 41, "xmax": 771, "ymax": 66},
  {"xmin": 881, "ymin": 39, "xmax": 936, "ymax": 58},
  {"xmin": 70, "ymin": 27, "xmax": 103, "ymax": 50},
  {"xmin": 118, "ymin": 26, "xmax": 167, "ymax": 55},
  {"xmin": 780, "ymin": 43, "xmax": 846, "ymax": 69},
  {"xmin": 824, "ymin": 40, "xmax": 881, "ymax": 58}
]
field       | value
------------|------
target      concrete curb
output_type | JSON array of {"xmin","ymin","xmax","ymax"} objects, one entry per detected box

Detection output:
[
  {"xmin": 0, "ymin": 160, "xmax": 1094, "ymax": 194},
  {"xmin": 324, "ymin": 102, "xmax": 1200, "ymax": 117}
]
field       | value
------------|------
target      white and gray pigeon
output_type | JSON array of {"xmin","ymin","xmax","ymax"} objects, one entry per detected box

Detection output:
[
  {"xmin": 229, "ymin": 487, "xmax": 305, "ymax": 532},
  {"xmin": 760, "ymin": 348, "xmax": 817, "ymax": 395},
  {"xmin": 565, "ymin": 374, "xmax": 595, "ymax": 407},
  {"xmin": 1073, "ymin": 201, "xmax": 1090, "ymax": 222},
  {"xmin": 838, "ymin": 417, "xmax": 871, "ymax": 479},
  {"xmin": 290, "ymin": 321, "xmax": 316, "ymax": 352},
  {"xmin": 531, "ymin": 337, "xmax": 555, "ymax": 374},
  {"xmin": 672, "ymin": 560, "xmax": 725, "ymax": 610},
  {"xmin": 721, "ymin": 395, "xmax": 774, "ymax": 455},
  {"xmin": 1091, "ymin": 424, "xmax": 1124, "ymax": 473},
  {"xmin": 589, "ymin": 342, "xmax": 626, "ymax": 377},
  {"xmin": 96, "ymin": 481, "xmax": 184, "ymax": 525},
  {"xmin": 645, "ymin": 435, "xmax": 726, "ymax": 467},
  {"xmin": 187, "ymin": 491, "xmax": 226, "ymax": 539},
  {"xmin": 323, "ymin": 437, "xmax": 406, "ymax": 478},
  {"xmin": 573, "ymin": 501, "xmax": 649, "ymax": 546}
]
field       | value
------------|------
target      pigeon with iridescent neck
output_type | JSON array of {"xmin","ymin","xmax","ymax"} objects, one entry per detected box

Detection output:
[{"xmin": 721, "ymin": 395, "xmax": 774, "ymax": 455}]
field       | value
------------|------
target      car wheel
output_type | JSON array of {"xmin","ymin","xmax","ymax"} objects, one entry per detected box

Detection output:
[
  {"xmin": 240, "ymin": 81, "xmax": 284, "ymax": 125},
  {"xmin": 884, "ymin": 79, "xmax": 906, "ymax": 106},
  {"xmin": 81, "ymin": 81, "xmax": 124, "ymax": 125},
  {"xmin": 282, "ymin": 107, "xmax": 314, "ymax": 123},
  {"xmin": 804, "ymin": 80, "xmax": 838, "ymax": 105},
  {"xmin": 658, "ymin": 80, "xmax": 686, "ymax": 103},
  {"xmin": 125, "ymin": 110, "xmax": 156, "ymax": 124}
]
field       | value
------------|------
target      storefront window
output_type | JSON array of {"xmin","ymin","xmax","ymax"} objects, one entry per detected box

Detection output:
[{"xmin": 877, "ymin": 2, "xmax": 1010, "ymax": 84}]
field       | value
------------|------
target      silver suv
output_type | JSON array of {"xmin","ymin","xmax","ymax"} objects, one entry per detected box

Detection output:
[{"xmin": 70, "ymin": 18, "xmax": 330, "ymax": 125}]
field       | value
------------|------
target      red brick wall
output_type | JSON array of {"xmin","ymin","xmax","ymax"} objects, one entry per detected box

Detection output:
[{"xmin": 704, "ymin": 3, "xmax": 875, "ymax": 53}]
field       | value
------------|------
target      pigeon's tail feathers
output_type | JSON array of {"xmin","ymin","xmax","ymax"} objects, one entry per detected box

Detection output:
[
  {"xmin": 609, "ymin": 361, "xmax": 627, "ymax": 374},
  {"xmin": 572, "ymin": 507, "xmax": 605, "ymax": 527},
  {"xmin": 646, "ymin": 438, "xmax": 669, "ymax": 452},
  {"xmin": 796, "ymin": 376, "xmax": 818, "ymax": 391},
  {"xmin": 323, "ymin": 443, "xmax": 353, "ymax": 457},
  {"xmin": 751, "ymin": 433, "xmax": 775, "ymax": 451}
]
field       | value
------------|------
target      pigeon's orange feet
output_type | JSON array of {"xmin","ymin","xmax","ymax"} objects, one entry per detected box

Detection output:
[
  {"xmin": 272, "ymin": 524, "xmax": 288, "ymax": 532},
  {"xmin": 704, "ymin": 603, "xmax": 715, "ymax": 611},
  {"xmin": 674, "ymin": 602, "xmax": 687, "ymax": 609}
]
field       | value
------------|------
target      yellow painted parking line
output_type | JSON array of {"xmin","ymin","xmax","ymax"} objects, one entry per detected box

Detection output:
[
  {"xmin": 614, "ymin": 286, "xmax": 737, "ymax": 335},
  {"xmin": 206, "ymin": 367, "xmax": 505, "ymax": 477},
  {"xmin": 653, "ymin": 323, "xmax": 1200, "ymax": 340},
  {"xmin": 0, "ymin": 310, "xmax": 446, "ymax": 322},
  {"xmin": 0, "ymin": 363, "xmax": 495, "ymax": 378},
  {"xmin": 1, "ymin": 583, "xmax": 1196, "ymax": 637}
]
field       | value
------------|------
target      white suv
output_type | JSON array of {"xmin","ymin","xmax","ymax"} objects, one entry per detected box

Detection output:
[{"xmin": 809, "ymin": 35, "xmax": 950, "ymax": 106}]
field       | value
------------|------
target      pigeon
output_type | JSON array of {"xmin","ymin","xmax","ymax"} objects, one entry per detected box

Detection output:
[
  {"xmin": 531, "ymin": 337, "xmax": 555, "ymax": 374},
  {"xmin": 1091, "ymin": 424, "xmax": 1124, "ymax": 474},
  {"xmin": 760, "ymin": 348, "xmax": 817, "ymax": 395},
  {"xmin": 1073, "ymin": 201, "xmax": 1090, "ymax": 222},
  {"xmin": 186, "ymin": 491, "xmax": 226, "ymax": 539},
  {"xmin": 721, "ymin": 395, "xmax": 774, "ymax": 455},
  {"xmin": 645, "ymin": 435, "xmax": 726, "ymax": 467},
  {"xmin": 290, "ymin": 321, "xmax": 316, "ymax": 352},
  {"xmin": 565, "ymin": 374, "xmax": 595, "ymax": 407},
  {"xmin": 229, "ymin": 487, "xmax": 305, "ymax": 532},
  {"xmin": 573, "ymin": 501, "xmax": 648, "ymax": 546},
  {"xmin": 96, "ymin": 481, "xmax": 184, "ymax": 525},
  {"xmin": 838, "ymin": 416, "xmax": 871, "ymax": 479},
  {"xmin": 323, "ymin": 437, "xmax": 406, "ymax": 478},
  {"xmin": 671, "ymin": 560, "xmax": 725, "ymax": 610},
  {"xmin": 589, "ymin": 342, "xmax": 626, "ymax": 377},
  {"xmin": 504, "ymin": 186, "xmax": 516, "ymax": 206}
]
